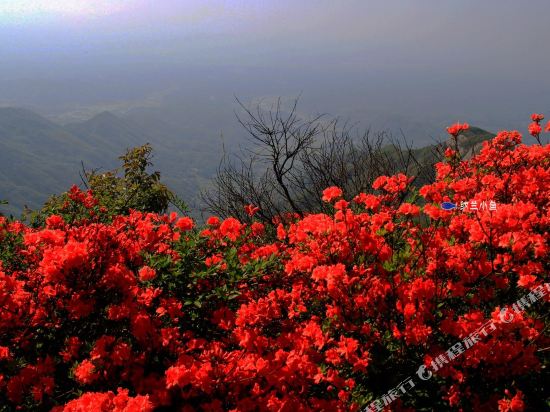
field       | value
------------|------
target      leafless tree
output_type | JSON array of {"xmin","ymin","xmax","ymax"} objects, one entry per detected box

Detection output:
[{"xmin": 201, "ymin": 98, "xmax": 440, "ymax": 224}]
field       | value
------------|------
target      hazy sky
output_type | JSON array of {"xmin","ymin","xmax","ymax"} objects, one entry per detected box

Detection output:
[
  {"xmin": 1, "ymin": 0, "xmax": 549, "ymax": 138},
  {"xmin": 3, "ymin": 0, "xmax": 549, "ymax": 69}
]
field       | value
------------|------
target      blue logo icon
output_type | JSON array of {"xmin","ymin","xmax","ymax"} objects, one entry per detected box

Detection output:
[{"xmin": 440, "ymin": 202, "xmax": 457, "ymax": 210}]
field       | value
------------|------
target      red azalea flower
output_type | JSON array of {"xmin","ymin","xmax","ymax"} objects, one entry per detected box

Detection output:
[
  {"xmin": 0, "ymin": 346, "xmax": 10, "ymax": 360},
  {"xmin": 244, "ymin": 204, "xmax": 260, "ymax": 217},
  {"xmin": 74, "ymin": 360, "xmax": 98, "ymax": 385},
  {"xmin": 138, "ymin": 266, "xmax": 157, "ymax": 282},
  {"xmin": 446, "ymin": 122, "xmax": 470, "ymax": 137},
  {"xmin": 322, "ymin": 186, "xmax": 343, "ymax": 202},
  {"xmin": 444, "ymin": 147, "xmax": 456, "ymax": 158},
  {"xmin": 528, "ymin": 121, "xmax": 542, "ymax": 137},
  {"xmin": 219, "ymin": 217, "xmax": 244, "ymax": 241},
  {"xmin": 530, "ymin": 113, "xmax": 544, "ymax": 123},
  {"xmin": 175, "ymin": 216, "xmax": 194, "ymax": 232},
  {"xmin": 206, "ymin": 216, "xmax": 220, "ymax": 226}
]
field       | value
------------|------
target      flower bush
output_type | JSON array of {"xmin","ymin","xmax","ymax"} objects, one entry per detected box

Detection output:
[{"xmin": 0, "ymin": 119, "xmax": 549, "ymax": 411}]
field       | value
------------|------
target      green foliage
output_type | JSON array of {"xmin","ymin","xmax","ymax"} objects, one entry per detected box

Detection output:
[
  {"xmin": 27, "ymin": 144, "xmax": 183, "ymax": 226},
  {"xmin": 85, "ymin": 144, "xmax": 175, "ymax": 215},
  {"xmin": 0, "ymin": 224, "xmax": 25, "ymax": 273},
  {"xmin": 147, "ymin": 225, "xmax": 280, "ymax": 333}
]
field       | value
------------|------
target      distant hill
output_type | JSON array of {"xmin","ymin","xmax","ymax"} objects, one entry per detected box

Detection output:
[
  {"xmin": 405, "ymin": 126, "xmax": 495, "ymax": 187},
  {"xmin": 0, "ymin": 107, "xmax": 495, "ymax": 219},
  {"xmin": 65, "ymin": 111, "xmax": 149, "ymax": 152},
  {"xmin": 0, "ymin": 108, "xmax": 224, "ymax": 218},
  {"xmin": 454, "ymin": 126, "xmax": 496, "ymax": 158},
  {"xmin": 410, "ymin": 125, "xmax": 495, "ymax": 163},
  {"xmin": 0, "ymin": 108, "xmax": 108, "ymax": 216}
]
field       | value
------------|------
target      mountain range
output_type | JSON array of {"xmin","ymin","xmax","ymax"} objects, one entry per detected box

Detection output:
[
  {"xmin": 0, "ymin": 107, "xmax": 226, "ymax": 218},
  {"xmin": 0, "ymin": 106, "xmax": 495, "ymax": 219}
]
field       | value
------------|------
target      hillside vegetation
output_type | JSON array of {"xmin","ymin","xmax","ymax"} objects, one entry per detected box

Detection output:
[
  {"xmin": 0, "ymin": 108, "xmax": 220, "ymax": 218},
  {"xmin": 0, "ymin": 106, "xmax": 495, "ymax": 220},
  {"xmin": 0, "ymin": 118, "xmax": 548, "ymax": 411}
]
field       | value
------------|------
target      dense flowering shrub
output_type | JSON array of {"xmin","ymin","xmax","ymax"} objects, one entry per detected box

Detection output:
[{"xmin": 0, "ymin": 118, "xmax": 549, "ymax": 411}]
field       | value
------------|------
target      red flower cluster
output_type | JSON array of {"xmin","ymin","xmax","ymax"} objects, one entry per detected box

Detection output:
[
  {"xmin": 497, "ymin": 390, "xmax": 525, "ymax": 412},
  {"xmin": 57, "ymin": 388, "xmax": 153, "ymax": 412},
  {"xmin": 0, "ymin": 121, "xmax": 549, "ymax": 411},
  {"xmin": 530, "ymin": 113, "xmax": 544, "ymax": 122},
  {"xmin": 322, "ymin": 186, "xmax": 343, "ymax": 202},
  {"xmin": 244, "ymin": 204, "xmax": 260, "ymax": 217},
  {"xmin": 528, "ymin": 122, "xmax": 542, "ymax": 137},
  {"xmin": 446, "ymin": 122, "xmax": 470, "ymax": 137},
  {"xmin": 528, "ymin": 112, "xmax": 548, "ymax": 142}
]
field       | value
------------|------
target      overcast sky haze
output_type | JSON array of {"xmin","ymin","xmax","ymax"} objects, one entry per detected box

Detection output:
[{"xmin": 1, "ymin": 0, "xmax": 549, "ymax": 140}]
